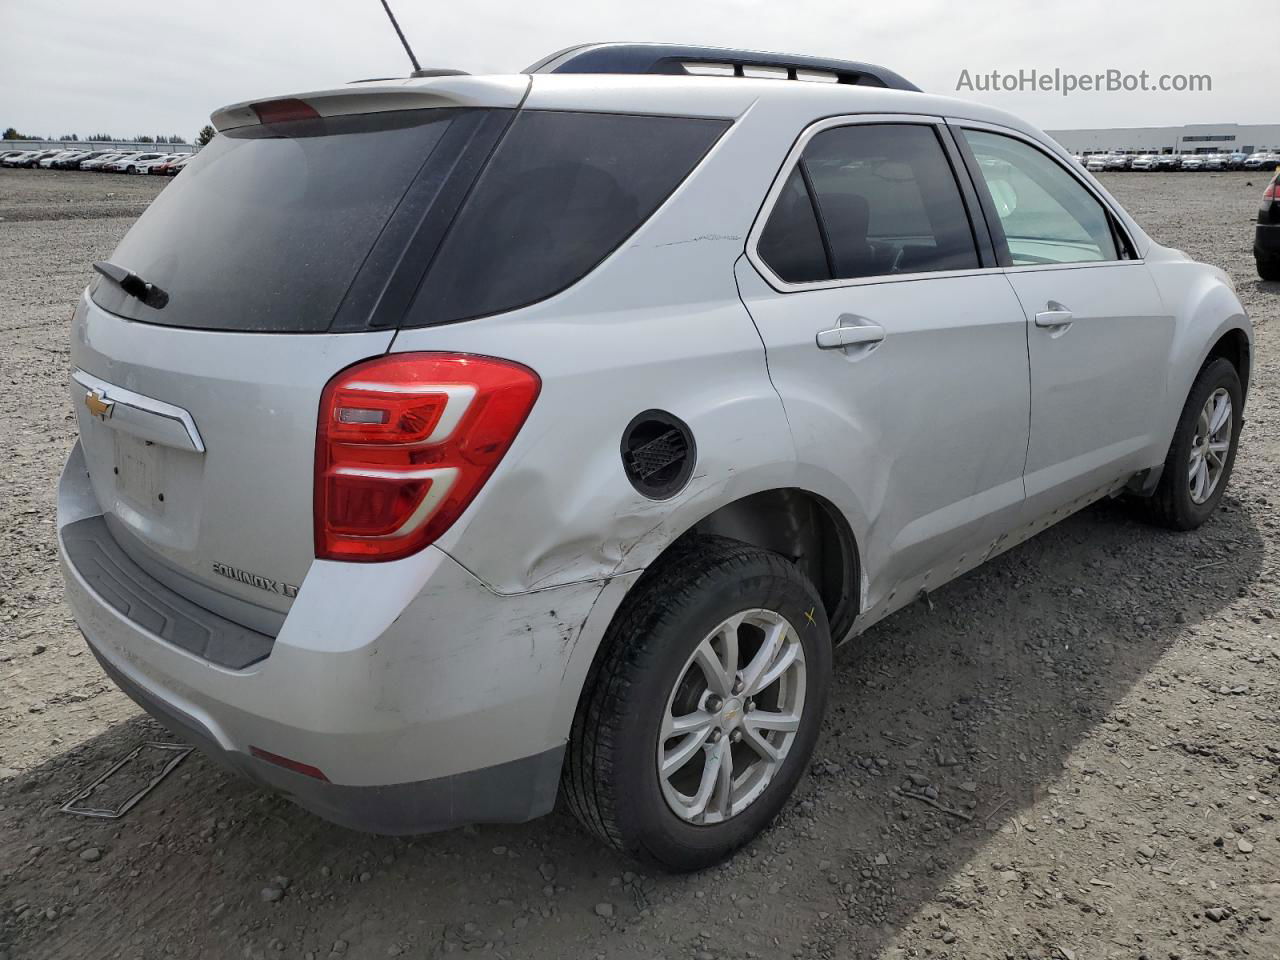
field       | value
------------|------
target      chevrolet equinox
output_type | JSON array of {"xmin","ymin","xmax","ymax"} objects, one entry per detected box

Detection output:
[{"xmin": 58, "ymin": 43, "xmax": 1252, "ymax": 870}]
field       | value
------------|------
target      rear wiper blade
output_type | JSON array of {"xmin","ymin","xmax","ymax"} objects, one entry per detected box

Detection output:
[{"xmin": 92, "ymin": 261, "xmax": 169, "ymax": 309}]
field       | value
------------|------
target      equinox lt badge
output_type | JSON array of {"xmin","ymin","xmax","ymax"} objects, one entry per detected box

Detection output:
[{"xmin": 212, "ymin": 561, "xmax": 299, "ymax": 599}]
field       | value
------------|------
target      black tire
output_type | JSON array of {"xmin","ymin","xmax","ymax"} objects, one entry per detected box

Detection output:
[
  {"xmin": 1134, "ymin": 357, "xmax": 1243, "ymax": 530},
  {"xmin": 1257, "ymin": 250, "xmax": 1280, "ymax": 282},
  {"xmin": 563, "ymin": 535, "xmax": 831, "ymax": 871}
]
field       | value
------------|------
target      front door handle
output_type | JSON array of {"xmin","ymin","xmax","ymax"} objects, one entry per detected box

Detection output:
[
  {"xmin": 1034, "ymin": 304, "xmax": 1074, "ymax": 328},
  {"xmin": 815, "ymin": 322, "xmax": 886, "ymax": 350}
]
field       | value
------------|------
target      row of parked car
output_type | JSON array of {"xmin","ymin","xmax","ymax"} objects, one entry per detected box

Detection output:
[
  {"xmin": 1075, "ymin": 151, "xmax": 1280, "ymax": 172},
  {"xmin": 0, "ymin": 147, "xmax": 195, "ymax": 175}
]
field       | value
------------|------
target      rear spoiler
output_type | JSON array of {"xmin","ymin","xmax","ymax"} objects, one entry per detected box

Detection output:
[{"xmin": 211, "ymin": 75, "xmax": 529, "ymax": 132}]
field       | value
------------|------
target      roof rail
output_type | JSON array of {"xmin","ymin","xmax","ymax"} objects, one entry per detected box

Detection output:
[{"xmin": 525, "ymin": 42, "xmax": 920, "ymax": 92}]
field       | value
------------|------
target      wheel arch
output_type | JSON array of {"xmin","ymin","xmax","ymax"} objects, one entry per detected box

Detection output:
[
  {"xmin": 1146, "ymin": 252, "xmax": 1253, "ymax": 446},
  {"xmin": 552, "ymin": 485, "xmax": 863, "ymax": 746},
  {"xmin": 672, "ymin": 487, "xmax": 860, "ymax": 642},
  {"xmin": 1204, "ymin": 326, "xmax": 1251, "ymax": 396}
]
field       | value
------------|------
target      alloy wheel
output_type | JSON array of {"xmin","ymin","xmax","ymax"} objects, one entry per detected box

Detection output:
[
  {"xmin": 1188, "ymin": 387, "xmax": 1232, "ymax": 504},
  {"xmin": 657, "ymin": 609, "xmax": 806, "ymax": 825}
]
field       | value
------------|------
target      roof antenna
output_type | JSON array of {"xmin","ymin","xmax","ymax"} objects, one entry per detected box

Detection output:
[{"xmin": 377, "ymin": 0, "xmax": 422, "ymax": 74}]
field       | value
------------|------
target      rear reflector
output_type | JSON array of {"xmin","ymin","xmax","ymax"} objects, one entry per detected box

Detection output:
[
  {"xmin": 250, "ymin": 98, "xmax": 320, "ymax": 125},
  {"xmin": 250, "ymin": 746, "xmax": 329, "ymax": 781},
  {"xmin": 315, "ymin": 353, "xmax": 540, "ymax": 562}
]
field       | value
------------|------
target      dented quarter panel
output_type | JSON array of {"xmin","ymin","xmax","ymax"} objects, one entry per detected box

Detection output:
[{"xmin": 392, "ymin": 93, "xmax": 808, "ymax": 596}]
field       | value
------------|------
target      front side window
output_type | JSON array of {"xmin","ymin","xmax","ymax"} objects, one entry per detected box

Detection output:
[
  {"xmin": 758, "ymin": 123, "xmax": 979, "ymax": 283},
  {"xmin": 961, "ymin": 129, "xmax": 1119, "ymax": 266}
]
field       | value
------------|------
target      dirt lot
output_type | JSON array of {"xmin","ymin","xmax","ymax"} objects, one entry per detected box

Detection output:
[{"xmin": 0, "ymin": 167, "xmax": 1276, "ymax": 960}]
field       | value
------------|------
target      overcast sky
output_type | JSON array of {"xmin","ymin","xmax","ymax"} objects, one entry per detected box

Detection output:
[{"xmin": 1, "ymin": 0, "xmax": 1270, "ymax": 140}]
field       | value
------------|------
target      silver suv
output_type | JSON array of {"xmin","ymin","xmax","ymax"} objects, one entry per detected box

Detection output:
[{"xmin": 58, "ymin": 43, "xmax": 1252, "ymax": 871}]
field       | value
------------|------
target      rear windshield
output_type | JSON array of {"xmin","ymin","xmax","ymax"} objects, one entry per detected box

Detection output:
[
  {"xmin": 91, "ymin": 108, "xmax": 728, "ymax": 333},
  {"xmin": 90, "ymin": 110, "xmax": 466, "ymax": 333}
]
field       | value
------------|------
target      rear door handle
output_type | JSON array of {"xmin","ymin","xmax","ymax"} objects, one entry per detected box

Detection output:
[
  {"xmin": 1034, "ymin": 306, "xmax": 1074, "ymax": 328},
  {"xmin": 815, "ymin": 323, "xmax": 886, "ymax": 350}
]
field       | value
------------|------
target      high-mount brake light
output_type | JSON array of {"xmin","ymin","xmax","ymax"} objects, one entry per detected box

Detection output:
[
  {"xmin": 315, "ymin": 353, "xmax": 540, "ymax": 562},
  {"xmin": 251, "ymin": 98, "xmax": 321, "ymax": 125}
]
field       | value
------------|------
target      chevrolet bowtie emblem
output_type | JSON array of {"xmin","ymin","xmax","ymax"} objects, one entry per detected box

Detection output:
[{"xmin": 84, "ymin": 389, "xmax": 114, "ymax": 419}]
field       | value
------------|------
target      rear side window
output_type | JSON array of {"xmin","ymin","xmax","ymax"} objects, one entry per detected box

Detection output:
[
  {"xmin": 805, "ymin": 124, "xmax": 979, "ymax": 280},
  {"xmin": 409, "ymin": 111, "xmax": 729, "ymax": 325},
  {"xmin": 759, "ymin": 124, "xmax": 979, "ymax": 283},
  {"xmin": 90, "ymin": 110, "xmax": 466, "ymax": 332},
  {"xmin": 961, "ymin": 129, "xmax": 1119, "ymax": 265}
]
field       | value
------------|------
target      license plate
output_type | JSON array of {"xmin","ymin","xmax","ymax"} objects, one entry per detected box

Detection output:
[{"xmin": 114, "ymin": 432, "xmax": 165, "ymax": 514}]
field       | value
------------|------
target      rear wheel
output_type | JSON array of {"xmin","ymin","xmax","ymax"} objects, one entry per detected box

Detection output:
[
  {"xmin": 1256, "ymin": 250, "xmax": 1280, "ymax": 282},
  {"xmin": 563, "ymin": 535, "xmax": 831, "ymax": 871},
  {"xmin": 1133, "ymin": 357, "xmax": 1243, "ymax": 530}
]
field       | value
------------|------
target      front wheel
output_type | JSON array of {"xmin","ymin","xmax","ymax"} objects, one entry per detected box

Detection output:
[
  {"xmin": 563, "ymin": 535, "xmax": 831, "ymax": 871},
  {"xmin": 1133, "ymin": 357, "xmax": 1243, "ymax": 530}
]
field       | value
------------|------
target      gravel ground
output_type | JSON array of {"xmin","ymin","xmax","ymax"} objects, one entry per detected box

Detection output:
[{"xmin": 0, "ymin": 167, "xmax": 1277, "ymax": 960}]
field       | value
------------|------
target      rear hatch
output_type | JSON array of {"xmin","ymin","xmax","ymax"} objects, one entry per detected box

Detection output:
[{"xmin": 71, "ymin": 80, "xmax": 524, "ymax": 628}]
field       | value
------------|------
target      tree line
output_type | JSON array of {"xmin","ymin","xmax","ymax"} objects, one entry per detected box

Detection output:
[{"xmin": 3, "ymin": 125, "xmax": 217, "ymax": 145}]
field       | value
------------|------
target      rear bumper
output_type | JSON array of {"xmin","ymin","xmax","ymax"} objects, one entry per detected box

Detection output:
[
  {"xmin": 88, "ymin": 641, "xmax": 562, "ymax": 834},
  {"xmin": 1255, "ymin": 222, "xmax": 1280, "ymax": 257},
  {"xmin": 57, "ymin": 441, "xmax": 616, "ymax": 834}
]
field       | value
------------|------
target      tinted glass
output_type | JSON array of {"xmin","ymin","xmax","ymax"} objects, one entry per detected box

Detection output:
[
  {"xmin": 90, "ymin": 110, "xmax": 464, "ymax": 332},
  {"xmin": 801, "ymin": 124, "xmax": 979, "ymax": 280},
  {"xmin": 962, "ymin": 129, "xmax": 1118, "ymax": 265},
  {"xmin": 412, "ymin": 111, "xmax": 729, "ymax": 325},
  {"xmin": 758, "ymin": 167, "xmax": 832, "ymax": 283}
]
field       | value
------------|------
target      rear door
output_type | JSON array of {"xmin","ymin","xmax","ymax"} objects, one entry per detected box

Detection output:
[
  {"xmin": 70, "ymin": 100, "xmax": 516, "ymax": 625},
  {"xmin": 737, "ymin": 117, "xmax": 1031, "ymax": 615},
  {"xmin": 954, "ymin": 125, "xmax": 1174, "ymax": 517}
]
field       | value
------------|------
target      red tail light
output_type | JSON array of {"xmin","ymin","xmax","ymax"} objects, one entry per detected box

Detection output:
[
  {"xmin": 315, "ymin": 353, "xmax": 540, "ymax": 562},
  {"xmin": 1265, "ymin": 179, "xmax": 1279, "ymax": 200}
]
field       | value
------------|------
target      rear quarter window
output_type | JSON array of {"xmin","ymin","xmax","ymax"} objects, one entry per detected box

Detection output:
[
  {"xmin": 757, "ymin": 167, "xmax": 832, "ymax": 284},
  {"xmin": 407, "ymin": 111, "xmax": 730, "ymax": 326}
]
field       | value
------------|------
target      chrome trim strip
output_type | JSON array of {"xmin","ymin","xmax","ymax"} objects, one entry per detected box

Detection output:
[{"xmin": 71, "ymin": 368, "xmax": 206, "ymax": 454}]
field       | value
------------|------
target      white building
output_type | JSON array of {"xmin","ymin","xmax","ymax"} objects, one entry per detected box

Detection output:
[{"xmin": 1045, "ymin": 123, "xmax": 1280, "ymax": 156}]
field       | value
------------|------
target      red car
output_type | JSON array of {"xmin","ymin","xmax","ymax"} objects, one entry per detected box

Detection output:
[{"xmin": 151, "ymin": 155, "xmax": 194, "ymax": 176}]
